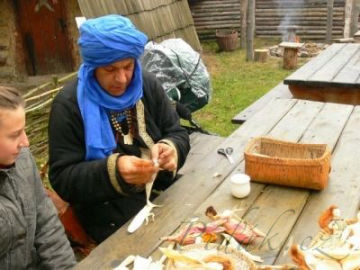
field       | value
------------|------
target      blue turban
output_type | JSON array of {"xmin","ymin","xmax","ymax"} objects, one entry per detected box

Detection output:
[{"xmin": 77, "ymin": 15, "xmax": 148, "ymax": 160}]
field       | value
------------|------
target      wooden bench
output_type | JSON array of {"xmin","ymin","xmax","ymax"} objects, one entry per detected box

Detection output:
[
  {"xmin": 284, "ymin": 43, "xmax": 360, "ymax": 105},
  {"xmin": 231, "ymin": 82, "xmax": 292, "ymax": 124}
]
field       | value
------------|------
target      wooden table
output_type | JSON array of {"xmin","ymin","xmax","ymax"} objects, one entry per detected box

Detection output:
[
  {"xmin": 75, "ymin": 98, "xmax": 360, "ymax": 269},
  {"xmin": 232, "ymin": 82, "xmax": 292, "ymax": 124},
  {"xmin": 284, "ymin": 43, "xmax": 360, "ymax": 104}
]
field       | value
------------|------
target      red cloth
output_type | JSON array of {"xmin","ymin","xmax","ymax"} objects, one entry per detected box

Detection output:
[{"xmin": 45, "ymin": 188, "xmax": 96, "ymax": 256}]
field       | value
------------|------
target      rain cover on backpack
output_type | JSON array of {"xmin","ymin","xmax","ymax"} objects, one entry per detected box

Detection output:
[{"xmin": 142, "ymin": 38, "xmax": 212, "ymax": 112}]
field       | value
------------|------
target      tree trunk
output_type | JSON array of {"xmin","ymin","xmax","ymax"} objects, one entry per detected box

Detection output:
[
  {"xmin": 254, "ymin": 49, "xmax": 268, "ymax": 62},
  {"xmin": 326, "ymin": 0, "xmax": 334, "ymax": 43},
  {"xmin": 240, "ymin": 0, "xmax": 248, "ymax": 49},
  {"xmin": 283, "ymin": 48, "xmax": 298, "ymax": 70},
  {"xmin": 246, "ymin": 0, "xmax": 255, "ymax": 61}
]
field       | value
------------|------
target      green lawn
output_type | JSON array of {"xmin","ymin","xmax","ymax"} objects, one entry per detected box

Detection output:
[{"xmin": 191, "ymin": 38, "xmax": 308, "ymax": 136}]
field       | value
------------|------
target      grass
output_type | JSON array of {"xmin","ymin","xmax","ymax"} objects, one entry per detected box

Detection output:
[{"xmin": 191, "ymin": 38, "xmax": 308, "ymax": 137}]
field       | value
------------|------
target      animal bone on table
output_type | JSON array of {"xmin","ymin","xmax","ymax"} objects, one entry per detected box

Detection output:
[{"xmin": 128, "ymin": 160, "xmax": 162, "ymax": 233}]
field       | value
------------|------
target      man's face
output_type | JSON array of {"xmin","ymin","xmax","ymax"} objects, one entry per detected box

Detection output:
[
  {"xmin": 95, "ymin": 58, "xmax": 135, "ymax": 96},
  {"xmin": 0, "ymin": 106, "xmax": 29, "ymax": 166}
]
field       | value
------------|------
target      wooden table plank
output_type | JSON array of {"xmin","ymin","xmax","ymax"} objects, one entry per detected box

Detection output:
[
  {"xmin": 150, "ymin": 99, "xmax": 303, "ymax": 261},
  {"xmin": 238, "ymin": 100, "xmax": 326, "ymax": 264},
  {"xmin": 154, "ymin": 100, "xmax": 325, "ymax": 265},
  {"xmin": 229, "ymin": 99, "xmax": 296, "ymax": 140},
  {"xmin": 276, "ymin": 105, "xmax": 359, "ymax": 265},
  {"xmin": 183, "ymin": 101, "xmax": 353, "ymax": 266},
  {"xmin": 332, "ymin": 46, "xmax": 360, "ymax": 84},
  {"xmin": 266, "ymin": 99, "xmax": 323, "ymax": 141},
  {"xmin": 74, "ymin": 99, "xmax": 297, "ymax": 270},
  {"xmin": 284, "ymin": 43, "xmax": 346, "ymax": 85},
  {"xmin": 178, "ymin": 133, "xmax": 224, "ymax": 175},
  {"xmin": 310, "ymin": 44, "xmax": 360, "ymax": 86},
  {"xmin": 254, "ymin": 102, "xmax": 354, "ymax": 265},
  {"xmin": 231, "ymin": 83, "xmax": 292, "ymax": 124},
  {"xmin": 300, "ymin": 102, "xmax": 354, "ymax": 147},
  {"xmin": 187, "ymin": 99, "xmax": 323, "ymax": 229}
]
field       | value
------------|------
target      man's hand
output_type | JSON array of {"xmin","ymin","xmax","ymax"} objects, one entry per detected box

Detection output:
[
  {"xmin": 151, "ymin": 143, "xmax": 177, "ymax": 171},
  {"xmin": 117, "ymin": 155, "xmax": 159, "ymax": 185}
]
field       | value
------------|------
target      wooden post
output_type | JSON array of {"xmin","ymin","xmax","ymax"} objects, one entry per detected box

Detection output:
[
  {"xmin": 326, "ymin": 0, "xmax": 334, "ymax": 44},
  {"xmin": 254, "ymin": 49, "xmax": 268, "ymax": 62},
  {"xmin": 350, "ymin": 0, "xmax": 360, "ymax": 36},
  {"xmin": 246, "ymin": 0, "xmax": 255, "ymax": 61},
  {"xmin": 52, "ymin": 76, "xmax": 59, "ymax": 88},
  {"xmin": 344, "ymin": 0, "xmax": 354, "ymax": 38},
  {"xmin": 240, "ymin": 0, "xmax": 248, "ymax": 49},
  {"xmin": 279, "ymin": 42, "xmax": 304, "ymax": 70},
  {"xmin": 283, "ymin": 48, "xmax": 298, "ymax": 69},
  {"xmin": 354, "ymin": 30, "xmax": 360, "ymax": 42}
]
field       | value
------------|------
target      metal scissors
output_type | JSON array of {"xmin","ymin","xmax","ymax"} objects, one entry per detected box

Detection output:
[{"xmin": 217, "ymin": 147, "xmax": 234, "ymax": 164}]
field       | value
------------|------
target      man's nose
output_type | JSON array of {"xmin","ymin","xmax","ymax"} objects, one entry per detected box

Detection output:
[{"xmin": 115, "ymin": 69, "xmax": 127, "ymax": 83}]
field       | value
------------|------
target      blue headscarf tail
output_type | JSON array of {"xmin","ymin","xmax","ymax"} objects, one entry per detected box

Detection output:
[{"xmin": 77, "ymin": 15, "xmax": 148, "ymax": 160}]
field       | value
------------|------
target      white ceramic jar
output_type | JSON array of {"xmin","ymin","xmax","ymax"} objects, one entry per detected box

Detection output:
[{"xmin": 230, "ymin": 173, "xmax": 251, "ymax": 198}]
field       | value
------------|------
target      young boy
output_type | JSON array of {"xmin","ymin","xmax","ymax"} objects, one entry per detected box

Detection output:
[{"xmin": 0, "ymin": 86, "xmax": 76, "ymax": 269}]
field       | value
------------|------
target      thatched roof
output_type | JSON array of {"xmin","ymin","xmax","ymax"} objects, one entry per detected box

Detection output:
[{"xmin": 77, "ymin": 0, "xmax": 202, "ymax": 51}]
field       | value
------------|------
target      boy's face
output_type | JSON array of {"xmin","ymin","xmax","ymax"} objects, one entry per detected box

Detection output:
[{"xmin": 0, "ymin": 106, "xmax": 29, "ymax": 166}]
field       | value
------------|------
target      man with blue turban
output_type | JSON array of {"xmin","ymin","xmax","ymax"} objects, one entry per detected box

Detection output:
[{"xmin": 48, "ymin": 15, "xmax": 190, "ymax": 243}]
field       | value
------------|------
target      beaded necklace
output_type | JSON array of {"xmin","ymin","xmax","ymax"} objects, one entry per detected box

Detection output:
[{"xmin": 110, "ymin": 109, "xmax": 133, "ymax": 145}]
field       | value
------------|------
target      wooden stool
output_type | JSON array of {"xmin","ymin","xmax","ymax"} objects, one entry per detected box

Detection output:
[
  {"xmin": 254, "ymin": 49, "xmax": 268, "ymax": 62},
  {"xmin": 279, "ymin": 42, "xmax": 304, "ymax": 70}
]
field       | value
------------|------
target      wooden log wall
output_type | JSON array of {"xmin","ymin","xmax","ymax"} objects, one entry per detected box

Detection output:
[
  {"xmin": 77, "ymin": 0, "xmax": 201, "ymax": 51},
  {"xmin": 189, "ymin": 0, "xmax": 346, "ymax": 41},
  {"xmin": 189, "ymin": 0, "xmax": 241, "ymax": 40},
  {"xmin": 256, "ymin": 0, "xmax": 346, "ymax": 40}
]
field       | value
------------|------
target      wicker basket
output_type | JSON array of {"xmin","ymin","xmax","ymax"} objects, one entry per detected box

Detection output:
[
  {"xmin": 244, "ymin": 137, "xmax": 331, "ymax": 190},
  {"xmin": 215, "ymin": 29, "xmax": 238, "ymax": 51}
]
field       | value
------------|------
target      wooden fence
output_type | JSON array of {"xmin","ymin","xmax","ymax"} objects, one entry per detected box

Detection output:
[
  {"xmin": 189, "ymin": 0, "xmax": 241, "ymax": 40},
  {"xmin": 77, "ymin": 0, "xmax": 201, "ymax": 51},
  {"xmin": 189, "ymin": 0, "xmax": 346, "ymax": 41}
]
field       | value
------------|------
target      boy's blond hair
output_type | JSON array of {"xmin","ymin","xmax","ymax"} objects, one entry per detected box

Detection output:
[{"xmin": 0, "ymin": 86, "xmax": 25, "ymax": 109}]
